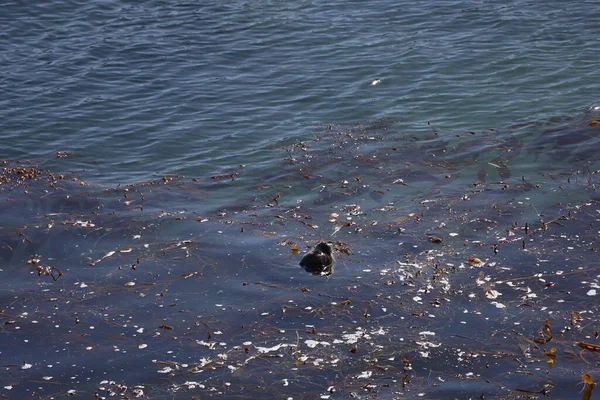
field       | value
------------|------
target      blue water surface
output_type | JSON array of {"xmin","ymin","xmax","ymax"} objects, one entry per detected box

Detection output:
[
  {"xmin": 2, "ymin": 1, "xmax": 600, "ymax": 399},
  {"xmin": 1, "ymin": 0, "xmax": 598, "ymax": 184}
]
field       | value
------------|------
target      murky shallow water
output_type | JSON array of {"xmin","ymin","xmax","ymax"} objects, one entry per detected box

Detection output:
[{"xmin": 2, "ymin": 110, "xmax": 600, "ymax": 399}]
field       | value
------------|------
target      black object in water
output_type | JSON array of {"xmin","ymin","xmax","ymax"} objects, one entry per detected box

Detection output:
[{"xmin": 300, "ymin": 242, "xmax": 334, "ymax": 275}]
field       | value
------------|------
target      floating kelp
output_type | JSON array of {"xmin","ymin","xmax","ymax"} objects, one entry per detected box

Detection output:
[{"xmin": 1, "ymin": 110, "xmax": 600, "ymax": 398}]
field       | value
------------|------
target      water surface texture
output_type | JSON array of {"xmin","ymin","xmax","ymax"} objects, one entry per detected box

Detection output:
[
  {"xmin": 1, "ymin": 0, "xmax": 600, "ymax": 399},
  {"xmin": 2, "ymin": 0, "xmax": 599, "ymax": 183}
]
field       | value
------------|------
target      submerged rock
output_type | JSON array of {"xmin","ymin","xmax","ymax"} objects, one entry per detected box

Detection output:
[{"xmin": 300, "ymin": 242, "xmax": 334, "ymax": 276}]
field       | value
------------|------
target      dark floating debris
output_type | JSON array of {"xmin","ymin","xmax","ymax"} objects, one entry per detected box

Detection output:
[
  {"xmin": 427, "ymin": 235, "xmax": 443, "ymax": 243},
  {"xmin": 300, "ymin": 242, "xmax": 334, "ymax": 276}
]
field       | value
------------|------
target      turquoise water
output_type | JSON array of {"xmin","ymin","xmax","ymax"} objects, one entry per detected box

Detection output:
[
  {"xmin": 2, "ymin": 1, "xmax": 600, "ymax": 399},
  {"xmin": 2, "ymin": 1, "xmax": 598, "ymax": 184}
]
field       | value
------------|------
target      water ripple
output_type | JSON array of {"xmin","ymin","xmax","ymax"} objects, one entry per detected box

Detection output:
[{"xmin": 0, "ymin": 0, "xmax": 598, "ymax": 184}]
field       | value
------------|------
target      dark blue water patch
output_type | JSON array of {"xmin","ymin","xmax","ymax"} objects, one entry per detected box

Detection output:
[{"xmin": 2, "ymin": 113, "xmax": 600, "ymax": 398}]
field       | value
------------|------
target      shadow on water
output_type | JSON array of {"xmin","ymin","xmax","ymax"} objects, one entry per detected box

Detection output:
[{"xmin": 2, "ymin": 110, "xmax": 600, "ymax": 399}]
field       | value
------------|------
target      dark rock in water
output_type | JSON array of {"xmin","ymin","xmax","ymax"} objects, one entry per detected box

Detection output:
[{"xmin": 300, "ymin": 242, "xmax": 334, "ymax": 275}]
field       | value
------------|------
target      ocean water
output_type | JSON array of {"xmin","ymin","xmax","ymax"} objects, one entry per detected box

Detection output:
[
  {"xmin": 2, "ymin": 0, "xmax": 598, "ymax": 184},
  {"xmin": 2, "ymin": 1, "xmax": 600, "ymax": 399}
]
